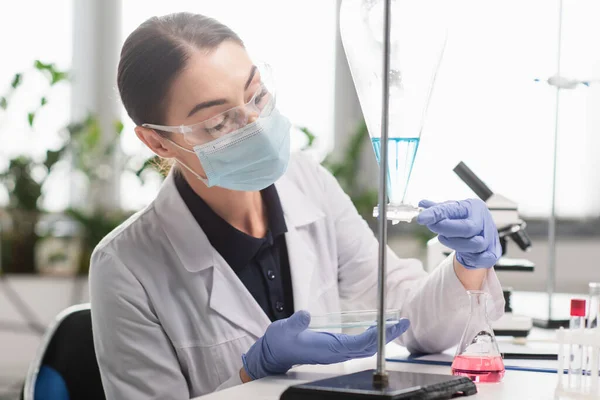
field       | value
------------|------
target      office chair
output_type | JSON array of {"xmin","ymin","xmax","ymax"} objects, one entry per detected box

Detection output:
[{"xmin": 22, "ymin": 303, "xmax": 105, "ymax": 400}]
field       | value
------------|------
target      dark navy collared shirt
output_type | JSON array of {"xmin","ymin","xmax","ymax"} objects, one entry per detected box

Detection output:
[{"xmin": 174, "ymin": 170, "xmax": 294, "ymax": 322}]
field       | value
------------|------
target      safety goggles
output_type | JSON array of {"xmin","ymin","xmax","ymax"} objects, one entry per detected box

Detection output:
[{"xmin": 142, "ymin": 63, "xmax": 276, "ymax": 146}]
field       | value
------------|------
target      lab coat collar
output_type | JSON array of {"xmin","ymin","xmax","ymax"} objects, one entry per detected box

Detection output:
[
  {"xmin": 275, "ymin": 172, "xmax": 326, "ymax": 311},
  {"xmin": 154, "ymin": 169, "xmax": 325, "ymax": 272},
  {"xmin": 209, "ymin": 256, "xmax": 271, "ymax": 338},
  {"xmin": 154, "ymin": 171, "xmax": 216, "ymax": 273},
  {"xmin": 154, "ymin": 171, "xmax": 270, "ymax": 337},
  {"xmin": 153, "ymin": 167, "xmax": 326, "ymax": 333},
  {"xmin": 275, "ymin": 173, "xmax": 325, "ymax": 227}
]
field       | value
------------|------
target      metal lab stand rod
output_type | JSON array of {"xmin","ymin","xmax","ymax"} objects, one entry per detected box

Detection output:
[
  {"xmin": 547, "ymin": 0, "xmax": 564, "ymax": 321},
  {"xmin": 374, "ymin": 0, "xmax": 392, "ymax": 386}
]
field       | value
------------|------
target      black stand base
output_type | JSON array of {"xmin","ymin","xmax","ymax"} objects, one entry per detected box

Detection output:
[
  {"xmin": 532, "ymin": 317, "xmax": 569, "ymax": 329},
  {"xmin": 494, "ymin": 329, "xmax": 530, "ymax": 337},
  {"xmin": 280, "ymin": 369, "xmax": 477, "ymax": 400}
]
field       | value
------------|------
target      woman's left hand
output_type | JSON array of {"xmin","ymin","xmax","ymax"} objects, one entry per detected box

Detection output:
[{"xmin": 416, "ymin": 199, "xmax": 501, "ymax": 269}]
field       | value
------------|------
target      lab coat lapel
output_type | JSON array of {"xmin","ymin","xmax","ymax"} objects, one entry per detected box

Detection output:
[
  {"xmin": 154, "ymin": 172, "xmax": 215, "ymax": 273},
  {"xmin": 276, "ymin": 175, "xmax": 325, "ymax": 311},
  {"xmin": 154, "ymin": 172, "xmax": 270, "ymax": 338},
  {"xmin": 284, "ymin": 227, "xmax": 319, "ymax": 312},
  {"xmin": 209, "ymin": 255, "xmax": 271, "ymax": 339}
]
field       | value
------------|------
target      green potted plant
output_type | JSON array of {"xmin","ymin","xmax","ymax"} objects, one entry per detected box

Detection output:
[
  {"xmin": 62, "ymin": 115, "xmax": 133, "ymax": 275},
  {"xmin": 0, "ymin": 61, "xmax": 143, "ymax": 275},
  {"xmin": 0, "ymin": 61, "xmax": 69, "ymax": 273}
]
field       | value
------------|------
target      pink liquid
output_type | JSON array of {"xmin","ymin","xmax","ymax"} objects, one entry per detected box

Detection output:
[{"xmin": 451, "ymin": 355, "xmax": 505, "ymax": 383}]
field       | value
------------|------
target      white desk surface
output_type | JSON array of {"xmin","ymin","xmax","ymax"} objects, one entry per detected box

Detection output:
[{"xmin": 193, "ymin": 343, "xmax": 559, "ymax": 400}]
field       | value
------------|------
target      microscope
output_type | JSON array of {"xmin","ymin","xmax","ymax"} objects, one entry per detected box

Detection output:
[{"xmin": 426, "ymin": 162, "xmax": 535, "ymax": 337}]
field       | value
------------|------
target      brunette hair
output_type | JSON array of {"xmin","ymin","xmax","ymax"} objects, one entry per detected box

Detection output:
[
  {"xmin": 117, "ymin": 12, "xmax": 243, "ymax": 173},
  {"xmin": 117, "ymin": 12, "xmax": 243, "ymax": 126}
]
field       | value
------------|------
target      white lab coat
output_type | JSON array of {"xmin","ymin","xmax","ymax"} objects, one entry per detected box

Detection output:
[{"xmin": 89, "ymin": 153, "xmax": 504, "ymax": 400}]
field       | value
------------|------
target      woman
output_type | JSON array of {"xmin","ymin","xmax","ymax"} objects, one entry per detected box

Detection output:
[{"xmin": 90, "ymin": 12, "xmax": 504, "ymax": 399}]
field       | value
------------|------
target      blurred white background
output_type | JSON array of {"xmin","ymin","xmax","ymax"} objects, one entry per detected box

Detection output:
[
  {"xmin": 0, "ymin": 1, "xmax": 599, "ymax": 397},
  {"xmin": 1, "ymin": 0, "xmax": 599, "ymax": 217}
]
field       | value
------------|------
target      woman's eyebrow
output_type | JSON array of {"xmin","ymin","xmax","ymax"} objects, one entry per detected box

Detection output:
[
  {"xmin": 244, "ymin": 65, "xmax": 258, "ymax": 90},
  {"xmin": 187, "ymin": 99, "xmax": 228, "ymax": 118}
]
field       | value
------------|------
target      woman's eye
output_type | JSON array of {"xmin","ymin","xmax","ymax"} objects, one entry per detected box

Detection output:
[
  {"xmin": 255, "ymin": 88, "xmax": 269, "ymax": 107},
  {"xmin": 204, "ymin": 114, "xmax": 230, "ymax": 134}
]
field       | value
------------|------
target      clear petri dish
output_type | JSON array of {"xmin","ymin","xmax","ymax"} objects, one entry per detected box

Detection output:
[{"xmin": 308, "ymin": 309, "xmax": 401, "ymax": 334}]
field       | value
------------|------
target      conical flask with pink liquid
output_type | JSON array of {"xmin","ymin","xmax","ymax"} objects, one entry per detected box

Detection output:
[{"xmin": 451, "ymin": 290, "xmax": 505, "ymax": 383}]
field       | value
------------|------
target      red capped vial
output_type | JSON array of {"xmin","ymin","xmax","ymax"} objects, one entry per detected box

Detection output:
[{"xmin": 570, "ymin": 299, "xmax": 586, "ymax": 317}]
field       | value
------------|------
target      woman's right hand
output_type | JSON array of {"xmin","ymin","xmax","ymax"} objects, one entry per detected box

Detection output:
[{"xmin": 241, "ymin": 310, "xmax": 410, "ymax": 380}]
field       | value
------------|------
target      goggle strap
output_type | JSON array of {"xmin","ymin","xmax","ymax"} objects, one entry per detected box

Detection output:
[{"xmin": 167, "ymin": 139, "xmax": 195, "ymax": 154}]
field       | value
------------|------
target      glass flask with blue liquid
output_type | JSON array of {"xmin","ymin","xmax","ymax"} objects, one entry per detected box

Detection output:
[{"xmin": 340, "ymin": 0, "xmax": 448, "ymax": 223}]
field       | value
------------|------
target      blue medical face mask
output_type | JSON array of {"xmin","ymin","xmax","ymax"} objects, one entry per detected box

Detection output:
[{"xmin": 169, "ymin": 108, "xmax": 291, "ymax": 192}]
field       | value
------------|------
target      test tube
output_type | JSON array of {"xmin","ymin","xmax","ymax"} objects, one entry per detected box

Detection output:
[
  {"xmin": 588, "ymin": 283, "xmax": 600, "ymax": 329},
  {"xmin": 569, "ymin": 299, "xmax": 586, "ymax": 387},
  {"xmin": 588, "ymin": 283, "xmax": 599, "ymax": 387}
]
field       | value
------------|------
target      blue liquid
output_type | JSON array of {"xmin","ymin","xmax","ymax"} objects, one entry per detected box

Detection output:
[{"xmin": 371, "ymin": 137, "xmax": 420, "ymax": 204}]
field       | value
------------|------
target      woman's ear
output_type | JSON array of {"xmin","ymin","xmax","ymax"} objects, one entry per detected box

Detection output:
[{"xmin": 135, "ymin": 126, "xmax": 176, "ymax": 158}]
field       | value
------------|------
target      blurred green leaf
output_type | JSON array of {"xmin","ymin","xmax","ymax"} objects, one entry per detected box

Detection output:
[
  {"xmin": 322, "ymin": 120, "xmax": 368, "ymax": 189},
  {"xmin": 40, "ymin": 97, "xmax": 47, "ymax": 106},
  {"xmin": 309, "ymin": 119, "xmax": 376, "ymax": 219},
  {"xmin": 0, "ymin": 97, "xmax": 7, "ymax": 110},
  {"xmin": 114, "ymin": 120, "xmax": 124, "ymax": 135},
  {"xmin": 50, "ymin": 70, "xmax": 68, "ymax": 85},
  {"xmin": 66, "ymin": 120, "xmax": 87, "ymax": 137},
  {"xmin": 34, "ymin": 60, "xmax": 68, "ymax": 85},
  {"xmin": 352, "ymin": 190, "xmax": 379, "ymax": 219},
  {"xmin": 11, "ymin": 73, "xmax": 22, "ymax": 89},
  {"xmin": 103, "ymin": 145, "xmax": 122, "ymax": 166},
  {"xmin": 34, "ymin": 60, "xmax": 53, "ymax": 71},
  {"xmin": 44, "ymin": 149, "xmax": 63, "ymax": 171},
  {"xmin": 324, "ymin": 162, "xmax": 345, "ymax": 179},
  {"xmin": 27, "ymin": 112, "xmax": 35, "ymax": 127},
  {"xmin": 299, "ymin": 127, "xmax": 316, "ymax": 149},
  {"xmin": 85, "ymin": 118, "xmax": 101, "ymax": 148},
  {"xmin": 104, "ymin": 142, "xmax": 116, "ymax": 157},
  {"xmin": 0, "ymin": 156, "xmax": 43, "ymax": 211}
]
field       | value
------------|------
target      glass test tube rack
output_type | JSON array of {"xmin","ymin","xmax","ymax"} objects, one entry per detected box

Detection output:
[{"xmin": 555, "ymin": 327, "xmax": 600, "ymax": 398}]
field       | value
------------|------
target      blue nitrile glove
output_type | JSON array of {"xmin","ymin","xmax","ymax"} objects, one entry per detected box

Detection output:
[
  {"xmin": 417, "ymin": 199, "xmax": 501, "ymax": 269},
  {"xmin": 242, "ymin": 310, "xmax": 410, "ymax": 380}
]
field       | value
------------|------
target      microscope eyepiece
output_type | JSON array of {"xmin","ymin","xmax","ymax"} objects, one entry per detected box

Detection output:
[
  {"xmin": 510, "ymin": 229, "xmax": 532, "ymax": 252},
  {"xmin": 454, "ymin": 161, "xmax": 533, "ymax": 253},
  {"xmin": 453, "ymin": 162, "xmax": 494, "ymax": 201}
]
